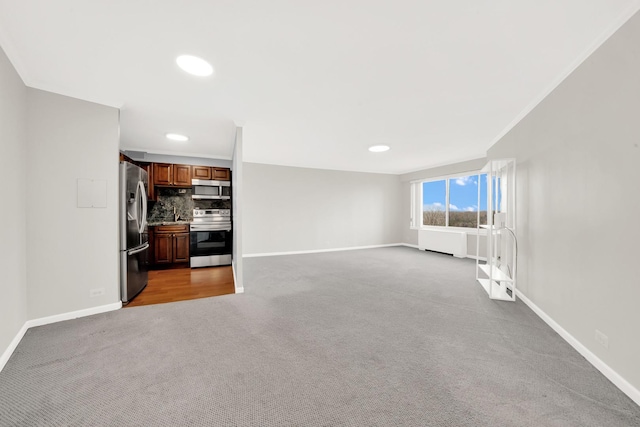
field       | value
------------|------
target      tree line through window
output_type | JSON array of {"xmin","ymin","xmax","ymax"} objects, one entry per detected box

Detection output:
[{"xmin": 422, "ymin": 173, "xmax": 488, "ymax": 228}]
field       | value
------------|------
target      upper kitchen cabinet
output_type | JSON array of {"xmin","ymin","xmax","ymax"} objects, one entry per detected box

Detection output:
[
  {"xmin": 118, "ymin": 154, "xmax": 155, "ymax": 200},
  {"xmin": 192, "ymin": 165, "xmax": 212, "ymax": 180},
  {"xmin": 191, "ymin": 166, "xmax": 230, "ymax": 181},
  {"xmin": 153, "ymin": 163, "xmax": 172, "ymax": 185},
  {"xmin": 212, "ymin": 167, "xmax": 231, "ymax": 181},
  {"xmin": 143, "ymin": 163, "xmax": 155, "ymax": 200},
  {"xmin": 153, "ymin": 163, "xmax": 191, "ymax": 187},
  {"xmin": 173, "ymin": 164, "xmax": 192, "ymax": 186}
]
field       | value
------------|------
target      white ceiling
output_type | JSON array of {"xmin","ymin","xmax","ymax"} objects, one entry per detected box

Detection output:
[{"xmin": 1, "ymin": 1, "xmax": 639, "ymax": 174}]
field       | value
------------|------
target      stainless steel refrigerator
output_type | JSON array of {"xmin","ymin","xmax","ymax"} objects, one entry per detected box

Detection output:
[{"xmin": 119, "ymin": 161, "xmax": 150, "ymax": 303}]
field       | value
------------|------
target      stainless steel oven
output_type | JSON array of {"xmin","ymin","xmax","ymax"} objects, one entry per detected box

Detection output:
[{"xmin": 190, "ymin": 209, "xmax": 232, "ymax": 268}]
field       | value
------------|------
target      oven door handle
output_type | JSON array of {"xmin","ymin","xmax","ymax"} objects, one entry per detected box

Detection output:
[{"xmin": 190, "ymin": 225, "xmax": 232, "ymax": 232}]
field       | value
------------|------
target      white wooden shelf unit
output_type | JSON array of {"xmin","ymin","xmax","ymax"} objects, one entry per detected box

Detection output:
[{"xmin": 475, "ymin": 159, "xmax": 517, "ymax": 301}]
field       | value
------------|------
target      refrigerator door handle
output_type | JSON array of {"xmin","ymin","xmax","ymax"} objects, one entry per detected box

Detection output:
[
  {"xmin": 135, "ymin": 181, "xmax": 147, "ymax": 234},
  {"xmin": 132, "ymin": 181, "xmax": 140, "ymax": 232},
  {"xmin": 127, "ymin": 242, "xmax": 149, "ymax": 256},
  {"xmin": 138, "ymin": 180, "xmax": 148, "ymax": 231}
]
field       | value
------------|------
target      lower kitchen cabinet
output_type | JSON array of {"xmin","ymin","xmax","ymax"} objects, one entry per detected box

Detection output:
[
  {"xmin": 153, "ymin": 233, "xmax": 172, "ymax": 264},
  {"xmin": 150, "ymin": 224, "xmax": 190, "ymax": 268},
  {"xmin": 173, "ymin": 233, "xmax": 190, "ymax": 262}
]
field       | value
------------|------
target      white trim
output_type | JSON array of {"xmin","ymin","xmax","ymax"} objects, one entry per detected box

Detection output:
[
  {"xmin": 400, "ymin": 243, "xmax": 419, "ymax": 249},
  {"xmin": 516, "ymin": 289, "xmax": 640, "ymax": 407},
  {"xmin": 231, "ymin": 261, "xmax": 244, "ymax": 293},
  {"xmin": 0, "ymin": 302, "xmax": 122, "ymax": 373},
  {"xmin": 410, "ymin": 169, "xmax": 484, "ymax": 185},
  {"xmin": 410, "ymin": 182, "xmax": 416, "ymax": 228},
  {"xmin": 25, "ymin": 302, "xmax": 122, "ymax": 329},
  {"xmin": 0, "ymin": 323, "xmax": 29, "ymax": 373},
  {"xmin": 243, "ymin": 243, "xmax": 405, "ymax": 258},
  {"xmin": 486, "ymin": 1, "xmax": 640, "ymax": 153},
  {"xmin": 420, "ymin": 225, "xmax": 487, "ymax": 235},
  {"xmin": 420, "ymin": 225, "xmax": 488, "ymax": 235},
  {"xmin": 401, "ymin": 155, "xmax": 487, "ymax": 177}
]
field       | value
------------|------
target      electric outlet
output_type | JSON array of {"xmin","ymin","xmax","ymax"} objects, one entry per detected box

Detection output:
[
  {"xmin": 89, "ymin": 288, "xmax": 105, "ymax": 298},
  {"xmin": 595, "ymin": 329, "xmax": 609, "ymax": 349}
]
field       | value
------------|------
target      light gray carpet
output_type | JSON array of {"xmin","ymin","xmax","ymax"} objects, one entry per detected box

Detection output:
[{"xmin": 1, "ymin": 247, "xmax": 639, "ymax": 426}]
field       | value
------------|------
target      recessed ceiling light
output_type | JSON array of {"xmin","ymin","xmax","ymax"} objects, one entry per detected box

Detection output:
[
  {"xmin": 176, "ymin": 55, "xmax": 214, "ymax": 77},
  {"xmin": 369, "ymin": 145, "xmax": 390, "ymax": 152},
  {"xmin": 166, "ymin": 133, "xmax": 189, "ymax": 142}
]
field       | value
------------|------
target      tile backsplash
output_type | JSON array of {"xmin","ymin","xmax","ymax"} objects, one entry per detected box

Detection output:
[{"xmin": 147, "ymin": 188, "xmax": 231, "ymax": 222}]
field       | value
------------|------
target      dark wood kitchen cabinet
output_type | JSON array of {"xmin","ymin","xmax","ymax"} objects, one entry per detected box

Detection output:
[
  {"xmin": 191, "ymin": 166, "xmax": 231, "ymax": 181},
  {"xmin": 212, "ymin": 167, "xmax": 231, "ymax": 181},
  {"xmin": 118, "ymin": 154, "xmax": 155, "ymax": 200},
  {"xmin": 192, "ymin": 165, "xmax": 212, "ymax": 180},
  {"xmin": 153, "ymin": 233, "xmax": 172, "ymax": 264},
  {"xmin": 173, "ymin": 164, "xmax": 192, "ymax": 186},
  {"xmin": 173, "ymin": 233, "xmax": 190, "ymax": 262},
  {"xmin": 142, "ymin": 163, "xmax": 155, "ymax": 200},
  {"xmin": 150, "ymin": 224, "xmax": 190, "ymax": 268},
  {"xmin": 153, "ymin": 163, "xmax": 191, "ymax": 187},
  {"xmin": 153, "ymin": 163, "xmax": 172, "ymax": 186}
]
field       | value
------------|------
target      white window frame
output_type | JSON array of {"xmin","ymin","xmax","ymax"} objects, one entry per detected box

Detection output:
[{"xmin": 410, "ymin": 170, "xmax": 486, "ymax": 232}]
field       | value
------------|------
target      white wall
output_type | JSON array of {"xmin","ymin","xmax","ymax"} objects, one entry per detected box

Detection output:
[
  {"xmin": 231, "ymin": 127, "xmax": 244, "ymax": 292},
  {"xmin": 399, "ymin": 158, "xmax": 487, "ymax": 246},
  {"xmin": 26, "ymin": 89, "xmax": 120, "ymax": 319},
  {"xmin": 0, "ymin": 46, "xmax": 28, "ymax": 360},
  {"xmin": 243, "ymin": 163, "xmax": 403, "ymax": 255},
  {"xmin": 488, "ymin": 10, "xmax": 640, "ymax": 394}
]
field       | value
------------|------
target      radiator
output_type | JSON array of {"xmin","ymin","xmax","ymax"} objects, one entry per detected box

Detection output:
[{"xmin": 418, "ymin": 229, "xmax": 467, "ymax": 258}]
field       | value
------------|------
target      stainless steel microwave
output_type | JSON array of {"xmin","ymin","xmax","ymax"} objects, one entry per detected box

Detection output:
[{"xmin": 192, "ymin": 179, "xmax": 231, "ymax": 200}]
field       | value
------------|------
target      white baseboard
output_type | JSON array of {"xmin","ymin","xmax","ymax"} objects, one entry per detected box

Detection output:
[
  {"xmin": 465, "ymin": 255, "xmax": 487, "ymax": 261},
  {"xmin": 0, "ymin": 322, "xmax": 29, "ymax": 373},
  {"xmin": 400, "ymin": 243, "xmax": 419, "ymax": 249},
  {"xmin": 516, "ymin": 290, "xmax": 640, "ymax": 407},
  {"xmin": 243, "ymin": 242, "xmax": 479, "ymax": 261},
  {"xmin": 0, "ymin": 301, "xmax": 122, "ymax": 373},
  {"xmin": 26, "ymin": 302, "xmax": 122, "ymax": 329},
  {"xmin": 231, "ymin": 261, "xmax": 244, "ymax": 294},
  {"xmin": 243, "ymin": 243, "xmax": 405, "ymax": 258}
]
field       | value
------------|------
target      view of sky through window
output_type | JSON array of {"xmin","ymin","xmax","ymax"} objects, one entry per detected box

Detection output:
[
  {"xmin": 422, "ymin": 180, "xmax": 446, "ymax": 226},
  {"xmin": 422, "ymin": 174, "xmax": 488, "ymax": 227}
]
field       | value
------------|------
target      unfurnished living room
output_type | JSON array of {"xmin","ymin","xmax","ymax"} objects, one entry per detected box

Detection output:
[{"xmin": 1, "ymin": 2, "xmax": 640, "ymax": 426}]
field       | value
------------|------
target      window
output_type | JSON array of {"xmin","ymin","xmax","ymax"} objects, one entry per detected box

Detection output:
[
  {"xmin": 448, "ymin": 175, "xmax": 487, "ymax": 227},
  {"xmin": 422, "ymin": 180, "xmax": 446, "ymax": 226},
  {"xmin": 412, "ymin": 173, "xmax": 487, "ymax": 229}
]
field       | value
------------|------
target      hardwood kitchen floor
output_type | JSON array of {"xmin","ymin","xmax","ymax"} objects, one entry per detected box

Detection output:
[{"xmin": 125, "ymin": 266, "xmax": 235, "ymax": 307}]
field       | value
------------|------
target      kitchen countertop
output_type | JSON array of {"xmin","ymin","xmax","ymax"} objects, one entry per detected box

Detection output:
[{"xmin": 147, "ymin": 220, "xmax": 192, "ymax": 226}]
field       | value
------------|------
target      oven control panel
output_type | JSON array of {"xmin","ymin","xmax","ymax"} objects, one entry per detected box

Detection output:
[{"xmin": 193, "ymin": 209, "xmax": 230, "ymax": 218}]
